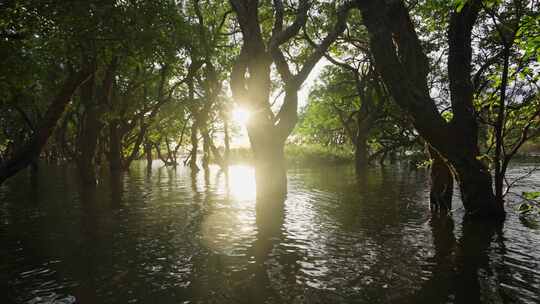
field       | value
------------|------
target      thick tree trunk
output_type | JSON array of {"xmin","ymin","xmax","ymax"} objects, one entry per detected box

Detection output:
[
  {"xmin": 354, "ymin": 136, "xmax": 368, "ymax": 172},
  {"xmin": 447, "ymin": 152, "xmax": 501, "ymax": 216},
  {"xmin": 250, "ymin": 136, "xmax": 287, "ymax": 199},
  {"xmin": 0, "ymin": 70, "xmax": 92, "ymax": 184}
]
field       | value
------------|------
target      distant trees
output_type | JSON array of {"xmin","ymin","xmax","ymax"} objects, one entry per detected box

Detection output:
[
  {"xmin": 0, "ymin": 0, "xmax": 234, "ymax": 184},
  {"xmin": 297, "ymin": 65, "xmax": 418, "ymax": 170},
  {"xmin": 1, "ymin": 0, "xmax": 538, "ymax": 220}
]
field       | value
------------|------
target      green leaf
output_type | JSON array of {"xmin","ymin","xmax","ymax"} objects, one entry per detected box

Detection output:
[
  {"xmin": 523, "ymin": 191, "xmax": 540, "ymax": 201},
  {"xmin": 454, "ymin": 0, "xmax": 467, "ymax": 12}
]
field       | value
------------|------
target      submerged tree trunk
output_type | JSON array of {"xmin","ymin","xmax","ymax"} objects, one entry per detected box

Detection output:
[
  {"xmin": 428, "ymin": 145, "xmax": 453, "ymax": 212},
  {"xmin": 144, "ymin": 140, "xmax": 153, "ymax": 170},
  {"xmin": 446, "ymin": 150, "xmax": 497, "ymax": 215},
  {"xmin": 251, "ymin": 136, "xmax": 287, "ymax": 199},
  {"xmin": 354, "ymin": 135, "xmax": 368, "ymax": 172},
  {"xmin": 0, "ymin": 70, "xmax": 92, "ymax": 184},
  {"xmin": 189, "ymin": 121, "xmax": 199, "ymax": 172},
  {"xmin": 202, "ymin": 129, "xmax": 210, "ymax": 169}
]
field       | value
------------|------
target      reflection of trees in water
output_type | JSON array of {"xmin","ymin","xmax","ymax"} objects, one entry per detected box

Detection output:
[
  {"xmin": 404, "ymin": 215, "xmax": 504, "ymax": 304},
  {"xmin": 109, "ymin": 171, "xmax": 124, "ymax": 207},
  {"xmin": 237, "ymin": 164, "xmax": 433, "ymax": 302},
  {"xmin": 249, "ymin": 195, "xmax": 287, "ymax": 303},
  {"xmin": 288, "ymin": 165, "xmax": 486, "ymax": 302},
  {"xmin": 75, "ymin": 184, "xmax": 100, "ymax": 302},
  {"xmin": 4, "ymin": 163, "xmax": 540, "ymax": 303},
  {"xmin": 185, "ymin": 166, "xmax": 299, "ymax": 303}
]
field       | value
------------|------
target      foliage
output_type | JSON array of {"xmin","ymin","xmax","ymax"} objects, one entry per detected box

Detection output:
[
  {"xmin": 226, "ymin": 144, "xmax": 353, "ymax": 166},
  {"xmin": 517, "ymin": 191, "xmax": 540, "ymax": 216}
]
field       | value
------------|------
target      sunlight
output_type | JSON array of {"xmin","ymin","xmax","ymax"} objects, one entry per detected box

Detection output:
[
  {"xmin": 200, "ymin": 165, "xmax": 257, "ymax": 255},
  {"xmin": 227, "ymin": 165, "xmax": 256, "ymax": 201},
  {"xmin": 232, "ymin": 107, "xmax": 251, "ymax": 125}
]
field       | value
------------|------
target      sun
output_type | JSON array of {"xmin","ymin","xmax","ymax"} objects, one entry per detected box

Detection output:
[{"xmin": 232, "ymin": 107, "xmax": 251, "ymax": 125}]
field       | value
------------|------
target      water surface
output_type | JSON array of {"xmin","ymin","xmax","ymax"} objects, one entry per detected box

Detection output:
[{"xmin": 1, "ymin": 162, "xmax": 539, "ymax": 303}]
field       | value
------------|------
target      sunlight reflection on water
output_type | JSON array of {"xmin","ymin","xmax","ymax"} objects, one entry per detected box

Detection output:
[
  {"xmin": 201, "ymin": 165, "xmax": 257, "ymax": 258},
  {"xmin": 227, "ymin": 165, "xmax": 256, "ymax": 202},
  {"xmin": 1, "ymin": 162, "xmax": 540, "ymax": 303}
]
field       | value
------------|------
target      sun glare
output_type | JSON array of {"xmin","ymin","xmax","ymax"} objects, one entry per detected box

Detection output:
[{"xmin": 232, "ymin": 107, "xmax": 251, "ymax": 125}]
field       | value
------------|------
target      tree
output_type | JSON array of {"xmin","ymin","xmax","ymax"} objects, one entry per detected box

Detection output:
[
  {"xmin": 0, "ymin": 70, "xmax": 93, "ymax": 183},
  {"xmin": 229, "ymin": 0, "xmax": 354, "ymax": 198},
  {"xmin": 473, "ymin": 0, "xmax": 540, "ymax": 202},
  {"xmin": 298, "ymin": 64, "xmax": 417, "ymax": 170},
  {"xmin": 354, "ymin": 0, "xmax": 506, "ymax": 217},
  {"xmin": 0, "ymin": 0, "xmax": 97, "ymax": 183}
]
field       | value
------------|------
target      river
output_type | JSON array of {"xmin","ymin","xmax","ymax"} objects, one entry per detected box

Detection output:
[{"xmin": 1, "ymin": 162, "xmax": 539, "ymax": 303}]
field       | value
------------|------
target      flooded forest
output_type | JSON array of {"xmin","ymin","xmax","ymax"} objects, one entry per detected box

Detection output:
[{"xmin": 1, "ymin": 0, "xmax": 540, "ymax": 303}]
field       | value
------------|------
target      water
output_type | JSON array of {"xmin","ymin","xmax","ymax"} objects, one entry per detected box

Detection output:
[{"xmin": 1, "ymin": 162, "xmax": 539, "ymax": 304}]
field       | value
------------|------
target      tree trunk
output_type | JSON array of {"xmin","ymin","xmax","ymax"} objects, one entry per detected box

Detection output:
[
  {"xmin": 447, "ymin": 151, "xmax": 500, "ymax": 216},
  {"xmin": 224, "ymin": 118, "xmax": 230, "ymax": 165},
  {"xmin": 250, "ymin": 135, "xmax": 287, "ymax": 199},
  {"xmin": 354, "ymin": 135, "xmax": 368, "ymax": 172},
  {"xmin": 189, "ymin": 121, "xmax": 199, "ymax": 172},
  {"xmin": 201, "ymin": 129, "xmax": 226, "ymax": 169},
  {"xmin": 428, "ymin": 146, "xmax": 453, "ymax": 212},
  {"xmin": 202, "ymin": 129, "xmax": 210, "ymax": 169},
  {"xmin": 494, "ymin": 47, "xmax": 511, "ymax": 203},
  {"xmin": 145, "ymin": 140, "xmax": 153, "ymax": 170},
  {"xmin": 77, "ymin": 59, "xmax": 116, "ymax": 184},
  {"xmin": 122, "ymin": 124, "xmax": 147, "ymax": 170},
  {"xmin": 78, "ymin": 110, "xmax": 100, "ymax": 184},
  {"xmin": 0, "ymin": 70, "xmax": 92, "ymax": 184},
  {"xmin": 108, "ymin": 121, "xmax": 122, "ymax": 173},
  {"xmin": 76, "ymin": 64, "xmax": 98, "ymax": 184}
]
